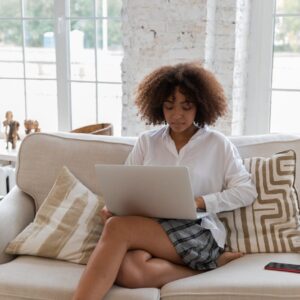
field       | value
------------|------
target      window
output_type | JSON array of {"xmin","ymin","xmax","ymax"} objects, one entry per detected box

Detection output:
[
  {"xmin": 246, "ymin": 0, "xmax": 300, "ymax": 134},
  {"xmin": 0, "ymin": 0, "xmax": 122, "ymax": 135},
  {"xmin": 270, "ymin": 0, "xmax": 300, "ymax": 133}
]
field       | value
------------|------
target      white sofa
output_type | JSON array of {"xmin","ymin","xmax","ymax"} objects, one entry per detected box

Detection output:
[{"xmin": 0, "ymin": 132, "xmax": 300, "ymax": 300}]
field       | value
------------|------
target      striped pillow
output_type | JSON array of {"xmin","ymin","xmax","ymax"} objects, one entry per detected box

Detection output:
[
  {"xmin": 6, "ymin": 166, "xmax": 104, "ymax": 264},
  {"xmin": 218, "ymin": 150, "xmax": 300, "ymax": 253}
]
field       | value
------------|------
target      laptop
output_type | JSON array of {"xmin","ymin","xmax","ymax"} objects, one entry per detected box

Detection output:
[{"xmin": 95, "ymin": 164, "xmax": 208, "ymax": 220}]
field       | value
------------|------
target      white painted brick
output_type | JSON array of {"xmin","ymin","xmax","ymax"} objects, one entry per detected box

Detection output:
[
  {"xmin": 122, "ymin": 0, "xmax": 252, "ymax": 136},
  {"xmin": 215, "ymin": 22, "xmax": 237, "ymax": 36},
  {"xmin": 166, "ymin": 19, "xmax": 206, "ymax": 33},
  {"xmin": 216, "ymin": 7, "xmax": 237, "ymax": 22},
  {"xmin": 214, "ymin": 35, "xmax": 236, "ymax": 49},
  {"xmin": 167, "ymin": 7, "xmax": 206, "ymax": 22},
  {"xmin": 217, "ymin": 0, "xmax": 238, "ymax": 8},
  {"xmin": 214, "ymin": 48, "xmax": 236, "ymax": 62}
]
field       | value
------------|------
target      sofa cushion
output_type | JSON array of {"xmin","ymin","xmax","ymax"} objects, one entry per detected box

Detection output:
[
  {"xmin": 16, "ymin": 133, "xmax": 135, "ymax": 210},
  {"xmin": 161, "ymin": 253, "xmax": 300, "ymax": 300},
  {"xmin": 6, "ymin": 166, "xmax": 104, "ymax": 264},
  {"xmin": 219, "ymin": 150, "xmax": 300, "ymax": 253},
  {"xmin": 0, "ymin": 256, "xmax": 160, "ymax": 300},
  {"xmin": 229, "ymin": 133, "xmax": 300, "ymax": 205}
]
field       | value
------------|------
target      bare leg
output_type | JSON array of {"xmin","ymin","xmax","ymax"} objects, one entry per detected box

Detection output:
[
  {"xmin": 115, "ymin": 249, "xmax": 243, "ymax": 289},
  {"xmin": 72, "ymin": 216, "xmax": 243, "ymax": 300},
  {"xmin": 217, "ymin": 251, "xmax": 243, "ymax": 266},
  {"xmin": 115, "ymin": 250, "xmax": 200, "ymax": 288},
  {"xmin": 72, "ymin": 216, "xmax": 187, "ymax": 300}
]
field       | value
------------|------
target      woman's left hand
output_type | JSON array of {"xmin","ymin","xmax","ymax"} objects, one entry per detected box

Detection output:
[
  {"xmin": 195, "ymin": 196, "xmax": 206, "ymax": 210},
  {"xmin": 99, "ymin": 205, "xmax": 113, "ymax": 225}
]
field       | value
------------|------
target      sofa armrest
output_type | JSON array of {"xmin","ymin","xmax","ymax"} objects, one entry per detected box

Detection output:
[{"xmin": 0, "ymin": 186, "xmax": 35, "ymax": 264}]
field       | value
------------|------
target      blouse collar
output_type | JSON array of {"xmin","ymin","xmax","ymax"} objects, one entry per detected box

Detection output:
[{"xmin": 162, "ymin": 124, "xmax": 207, "ymax": 142}]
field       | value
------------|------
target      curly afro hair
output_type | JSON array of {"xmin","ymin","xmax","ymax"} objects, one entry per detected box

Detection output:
[{"xmin": 135, "ymin": 62, "xmax": 227, "ymax": 128}]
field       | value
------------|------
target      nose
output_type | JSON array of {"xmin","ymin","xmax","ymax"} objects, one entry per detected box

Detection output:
[{"xmin": 171, "ymin": 107, "xmax": 183, "ymax": 120}]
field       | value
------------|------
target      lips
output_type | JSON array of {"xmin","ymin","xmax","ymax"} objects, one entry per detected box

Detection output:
[{"xmin": 171, "ymin": 123, "xmax": 185, "ymax": 126}]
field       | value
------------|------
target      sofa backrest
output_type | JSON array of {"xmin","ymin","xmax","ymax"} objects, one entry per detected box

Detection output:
[
  {"xmin": 231, "ymin": 133, "xmax": 300, "ymax": 194},
  {"xmin": 16, "ymin": 132, "xmax": 136, "ymax": 209},
  {"xmin": 16, "ymin": 132, "xmax": 300, "ymax": 210}
]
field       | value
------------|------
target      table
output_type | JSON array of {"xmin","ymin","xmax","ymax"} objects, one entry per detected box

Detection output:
[
  {"xmin": 0, "ymin": 139, "xmax": 20, "ymax": 199},
  {"xmin": 0, "ymin": 139, "xmax": 20, "ymax": 163}
]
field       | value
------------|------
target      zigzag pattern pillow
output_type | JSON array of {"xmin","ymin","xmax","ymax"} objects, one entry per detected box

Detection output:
[
  {"xmin": 219, "ymin": 150, "xmax": 300, "ymax": 253},
  {"xmin": 6, "ymin": 166, "xmax": 104, "ymax": 264}
]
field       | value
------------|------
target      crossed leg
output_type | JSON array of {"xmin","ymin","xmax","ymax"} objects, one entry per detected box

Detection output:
[
  {"xmin": 72, "ymin": 216, "xmax": 242, "ymax": 300},
  {"xmin": 115, "ymin": 249, "xmax": 200, "ymax": 288}
]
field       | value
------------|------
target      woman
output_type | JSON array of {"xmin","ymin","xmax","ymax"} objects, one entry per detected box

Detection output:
[{"xmin": 72, "ymin": 62, "xmax": 257, "ymax": 300}]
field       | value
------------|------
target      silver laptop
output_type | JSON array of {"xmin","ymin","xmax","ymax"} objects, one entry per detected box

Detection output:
[{"xmin": 95, "ymin": 164, "xmax": 201, "ymax": 220}]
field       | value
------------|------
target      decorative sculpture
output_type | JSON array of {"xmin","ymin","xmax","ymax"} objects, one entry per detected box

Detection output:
[
  {"xmin": 2, "ymin": 111, "xmax": 20, "ymax": 150},
  {"xmin": 24, "ymin": 119, "xmax": 41, "ymax": 135}
]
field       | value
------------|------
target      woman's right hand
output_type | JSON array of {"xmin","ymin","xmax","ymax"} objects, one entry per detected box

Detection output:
[{"xmin": 100, "ymin": 205, "xmax": 113, "ymax": 224}]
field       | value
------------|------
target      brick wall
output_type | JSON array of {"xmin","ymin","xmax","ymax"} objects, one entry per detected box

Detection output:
[{"xmin": 122, "ymin": 0, "xmax": 251, "ymax": 136}]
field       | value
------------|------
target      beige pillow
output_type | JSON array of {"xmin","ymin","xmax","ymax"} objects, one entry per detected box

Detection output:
[
  {"xmin": 6, "ymin": 166, "xmax": 105, "ymax": 264},
  {"xmin": 219, "ymin": 150, "xmax": 300, "ymax": 253}
]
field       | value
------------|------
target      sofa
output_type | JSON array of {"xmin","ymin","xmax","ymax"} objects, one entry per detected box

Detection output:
[{"xmin": 0, "ymin": 131, "xmax": 300, "ymax": 300}]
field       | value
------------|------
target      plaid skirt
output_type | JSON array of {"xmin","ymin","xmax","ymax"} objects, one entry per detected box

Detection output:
[{"xmin": 158, "ymin": 218, "xmax": 223, "ymax": 271}]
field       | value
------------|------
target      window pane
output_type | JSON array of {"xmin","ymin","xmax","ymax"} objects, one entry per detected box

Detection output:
[
  {"xmin": 96, "ymin": 19, "xmax": 122, "ymax": 82},
  {"xmin": 108, "ymin": 19, "xmax": 122, "ymax": 50},
  {"xmin": 0, "ymin": 79, "xmax": 25, "ymax": 134},
  {"xmin": 0, "ymin": 20, "xmax": 23, "ymax": 61},
  {"xmin": 24, "ymin": 20, "xmax": 56, "ymax": 79},
  {"xmin": 97, "ymin": 49, "xmax": 122, "ymax": 82},
  {"xmin": 96, "ymin": 19, "xmax": 103, "ymax": 49},
  {"xmin": 97, "ymin": 83, "xmax": 122, "ymax": 136},
  {"xmin": 0, "ymin": 1, "xmax": 21, "ymax": 18},
  {"xmin": 270, "ymin": 91, "xmax": 300, "ymax": 133},
  {"xmin": 24, "ymin": 0, "xmax": 54, "ymax": 18},
  {"xmin": 96, "ymin": 0, "xmax": 102, "ymax": 17},
  {"xmin": 0, "ymin": 20, "xmax": 23, "ymax": 78},
  {"xmin": 70, "ymin": 0, "xmax": 94, "ymax": 17},
  {"xmin": 276, "ymin": 0, "xmax": 300, "ymax": 14},
  {"xmin": 97, "ymin": 0, "xmax": 122, "ymax": 18},
  {"xmin": 26, "ymin": 80, "xmax": 58, "ymax": 132},
  {"xmin": 272, "ymin": 16, "xmax": 300, "ymax": 89},
  {"xmin": 70, "ymin": 20, "xmax": 96, "ymax": 81},
  {"xmin": 71, "ymin": 82, "xmax": 96, "ymax": 129},
  {"xmin": 108, "ymin": 0, "xmax": 122, "ymax": 18},
  {"xmin": 0, "ymin": 62, "xmax": 23, "ymax": 78},
  {"xmin": 272, "ymin": 54, "xmax": 300, "ymax": 90},
  {"xmin": 274, "ymin": 17, "xmax": 300, "ymax": 53}
]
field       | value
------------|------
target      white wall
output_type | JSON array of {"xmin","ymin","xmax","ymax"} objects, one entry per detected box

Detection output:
[{"xmin": 121, "ymin": 0, "xmax": 252, "ymax": 136}]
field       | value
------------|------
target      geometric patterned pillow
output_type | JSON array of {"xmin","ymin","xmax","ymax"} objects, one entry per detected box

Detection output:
[
  {"xmin": 218, "ymin": 150, "xmax": 300, "ymax": 253},
  {"xmin": 5, "ymin": 166, "xmax": 105, "ymax": 264}
]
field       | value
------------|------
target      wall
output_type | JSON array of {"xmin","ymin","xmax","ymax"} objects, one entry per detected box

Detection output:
[{"xmin": 122, "ymin": 0, "xmax": 251, "ymax": 136}]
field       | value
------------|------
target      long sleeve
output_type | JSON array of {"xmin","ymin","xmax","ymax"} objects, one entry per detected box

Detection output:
[
  {"xmin": 125, "ymin": 135, "xmax": 145, "ymax": 166},
  {"xmin": 203, "ymin": 141, "xmax": 257, "ymax": 214}
]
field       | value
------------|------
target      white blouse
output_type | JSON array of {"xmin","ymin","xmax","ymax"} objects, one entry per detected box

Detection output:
[{"xmin": 125, "ymin": 125, "xmax": 257, "ymax": 248}]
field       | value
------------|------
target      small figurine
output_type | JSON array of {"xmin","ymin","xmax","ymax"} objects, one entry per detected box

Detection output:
[
  {"xmin": 24, "ymin": 119, "xmax": 41, "ymax": 134},
  {"xmin": 33, "ymin": 120, "xmax": 41, "ymax": 133},
  {"xmin": 3, "ymin": 111, "xmax": 13, "ymax": 135},
  {"xmin": 2, "ymin": 111, "xmax": 20, "ymax": 150}
]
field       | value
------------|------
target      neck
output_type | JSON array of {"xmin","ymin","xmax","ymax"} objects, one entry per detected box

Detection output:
[{"xmin": 169, "ymin": 125, "xmax": 199, "ymax": 150}]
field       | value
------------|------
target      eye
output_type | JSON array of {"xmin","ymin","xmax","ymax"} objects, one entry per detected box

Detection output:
[
  {"xmin": 163, "ymin": 102, "xmax": 174, "ymax": 110},
  {"xmin": 182, "ymin": 102, "xmax": 194, "ymax": 110}
]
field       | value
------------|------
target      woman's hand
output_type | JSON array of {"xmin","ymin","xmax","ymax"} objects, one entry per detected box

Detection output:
[
  {"xmin": 195, "ymin": 196, "xmax": 206, "ymax": 210},
  {"xmin": 99, "ymin": 205, "xmax": 113, "ymax": 224}
]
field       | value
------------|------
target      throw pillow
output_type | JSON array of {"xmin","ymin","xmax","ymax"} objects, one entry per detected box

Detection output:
[
  {"xmin": 218, "ymin": 149, "xmax": 300, "ymax": 253},
  {"xmin": 6, "ymin": 166, "xmax": 105, "ymax": 264}
]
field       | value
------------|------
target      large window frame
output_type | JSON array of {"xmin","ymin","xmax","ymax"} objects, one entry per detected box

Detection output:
[
  {"xmin": 245, "ymin": 0, "xmax": 276, "ymax": 134},
  {"xmin": 246, "ymin": 0, "xmax": 300, "ymax": 134},
  {"xmin": 0, "ymin": 0, "xmax": 122, "ymax": 134},
  {"xmin": 56, "ymin": 0, "xmax": 71, "ymax": 131}
]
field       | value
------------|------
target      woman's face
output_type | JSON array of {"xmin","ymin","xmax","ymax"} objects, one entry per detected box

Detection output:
[{"xmin": 163, "ymin": 87, "xmax": 197, "ymax": 134}]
